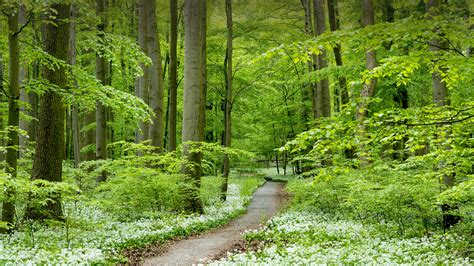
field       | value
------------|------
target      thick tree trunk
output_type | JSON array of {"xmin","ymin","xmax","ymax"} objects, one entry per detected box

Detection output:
[
  {"xmin": 28, "ymin": 3, "xmax": 70, "ymax": 220},
  {"xmin": 182, "ymin": 0, "xmax": 205, "ymax": 213},
  {"xmin": 147, "ymin": 0, "xmax": 165, "ymax": 152},
  {"xmin": 356, "ymin": 0, "xmax": 377, "ymax": 166},
  {"xmin": 313, "ymin": 0, "xmax": 331, "ymax": 118},
  {"xmin": 96, "ymin": 0, "xmax": 107, "ymax": 182},
  {"xmin": 221, "ymin": 0, "xmax": 233, "ymax": 201},
  {"xmin": 168, "ymin": 0, "xmax": 178, "ymax": 152},
  {"xmin": 136, "ymin": 0, "xmax": 149, "ymax": 145},
  {"xmin": 69, "ymin": 5, "xmax": 81, "ymax": 167},
  {"xmin": 2, "ymin": 9, "xmax": 20, "ymax": 232}
]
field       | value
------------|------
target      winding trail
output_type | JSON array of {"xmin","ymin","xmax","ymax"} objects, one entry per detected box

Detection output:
[{"xmin": 142, "ymin": 181, "xmax": 285, "ymax": 265}]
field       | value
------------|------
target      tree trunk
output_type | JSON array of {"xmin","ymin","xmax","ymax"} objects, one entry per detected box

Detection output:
[
  {"xmin": 168, "ymin": 0, "xmax": 178, "ymax": 152},
  {"xmin": 96, "ymin": 0, "xmax": 107, "ymax": 182},
  {"xmin": 182, "ymin": 0, "xmax": 206, "ymax": 213},
  {"xmin": 1, "ymin": 9, "xmax": 20, "ymax": 232},
  {"xmin": 28, "ymin": 3, "xmax": 70, "ymax": 221},
  {"xmin": 0, "ymin": 52, "xmax": 4, "ymax": 163},
  {"xmin": 427, "ymin": 0, "xmax": 459, "ymax": 229},
  {"xmin": 136, "ymin": 0, "xmax": 149, "ymax": 145},
  {"xmin": 327, "ymin": 0, "xmax": 348, "ymax": 111},
  {"xmin": 301, "ymin": 0, "xmax": 313, "ymax": 127},
  {"xmin": 69, "ymin": 5, "xmax": 81, "ymax": 167},
  {"xmin": 313, "ymin": 0, "xmax": 331, "ymax": 118},
  {"xmin": 147, "ymin": 0, "xmax": 165, "ymax": 152},
  {"xmin": 356, "ymin": 0, "xmax": 377, "ymax": 166},
  {"xmin": 221, "ymin": 0, "xmax": 233, "ymax": 201}
]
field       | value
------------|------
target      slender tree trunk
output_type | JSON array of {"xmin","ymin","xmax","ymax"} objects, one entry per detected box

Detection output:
[
  {"xmin": 147, "ymin": 0, "xmax": 165, "ymax": 152},
  {"xmin": 168, "ymin": 0, "xmax": 178, "ymax": 152},
  {"xmin": 1, "ymin": 9, "xmax": 20, "ymax": 232},
  {"xmin": 136, "ymin": 0, "xmax": 149, "ymax": 145},
  {"xmin": 69, "ymin": 5, "xmax": 81, "ymax": 167},
  {"xmin": 427, "ymin": 0, "xmax": 459, "ymax": 229},
  {"xmin": 27, "ymin": 3, "xmax": 70, "ymax": 220},
  {"xmin": 0, "ymin": 52, "xmax": 4, "ymax": 163},
  {"xmin": 301, "ymin": 0, "xmax": 313, "ymax": 127},
  {"xmin": 356, "ymin": 0, "xmax": 377, "ymax": 166},
  {"xmin": 221, "ymin": 0, "xmax": 233, "ymax": 201},
  {"xmin": 96, "ymin": 0, "xmax": 107, "ymax": 182},
  {"xmin": 327, "ymin": 0, "xmax": 348, "ymax": 111},
  {"xmin": 182, "ymin": 0, "xmax": 205, "ymax": 213},
  {"xmin": 313, "ymin": 0, "xmax": 331, "ymax": 118}
]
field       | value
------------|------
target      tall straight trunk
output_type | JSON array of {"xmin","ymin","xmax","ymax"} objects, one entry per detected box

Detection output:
[
  {"xmin": 199, "ymin": 1, "xmax": 207, "ymax": 143},
  {"xmin": 356, "ymin": 0, "xmax": 377, "ymax": 165},
  {"xmin": 0, "ymin": 51, "xmax": 4, "ymax": 162},
  {"xmin": 313, "ymin": 0, "xmax": 331, "ymax": 118},
  {"xmin": 96, "ymin": 0, "xmax": 107, "ymax": 182},
  {"xmin": 168, "ymin": 0, "xmax": 178, "ymax": 152},
  {"xmin": 221, "ymin": 0, "xmax": 233, "ymax": 201},
  {"xmin": 327, "ymin": 0, "xmax": 348, "ymax": 111},
  {"xmin": 301, "ymin": 0, "xmax": 314, "ymax": 126},
  {"xmin": 427, "ymin": 0, "xmax": 458, "ymax": 229},
  {"xmin": 182, "ymin": 0, "xmax": 205, "ymax": 213},
  {"xmin": 69, "ymin": 5, "xmax": 81, "ymax": 167},
  {"xmin": 1, "ymin": 10, "xmax": 20, "ymax": 232},
  {"xmin": 28, "ymin": 3, "xmax": 70, "ymax": 220},
  {"xmin": 136, "ymin": 0, "xmax": 149, "ymax": 145},
  {"xmin": 18, "ymin": 6, "xmax": 28, "ymax": 158},
  {"xmin": 147, "ymin": 0, "xmax": 165, "ymax": 152}
]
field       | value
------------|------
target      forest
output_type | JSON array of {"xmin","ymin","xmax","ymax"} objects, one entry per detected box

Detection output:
[{"xmin": 0, "ymin": 0, "xmax": 472, "ymax": 264}]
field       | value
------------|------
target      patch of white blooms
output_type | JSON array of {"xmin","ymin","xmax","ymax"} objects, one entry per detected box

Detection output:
[
  {"xmin": 0, "ymin": 184, "xmax": 251, "ymax": 264},
  {"xmin": 212, "ymin": 211, "xmax": 472, "ymax": 265}
]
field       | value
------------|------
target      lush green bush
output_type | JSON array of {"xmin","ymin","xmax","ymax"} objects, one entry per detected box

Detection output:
[{"xmin": 286, "ymin": 161, "xmax": 471, "ymax": 237}]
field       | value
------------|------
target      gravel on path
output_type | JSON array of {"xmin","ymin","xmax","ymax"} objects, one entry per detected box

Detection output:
[{"xmin": 141, "ymin": 181, "xmax": 285, "ymax": 266}]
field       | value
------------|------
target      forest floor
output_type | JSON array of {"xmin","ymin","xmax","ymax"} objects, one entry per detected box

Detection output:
[{"xmin": 138, "ymin": 181, "xmax": 286, "ymax": 265}]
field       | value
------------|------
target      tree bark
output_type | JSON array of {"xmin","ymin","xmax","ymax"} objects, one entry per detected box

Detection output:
[
  {"xmin": 69, "ymin": 5, "xmax": 81, "ymax": 167},
  {"xmin": 96, "ymin": 0, "xmax": 107, "ymax": 182},
  {"xmin": 327, "ymin": 0, "xmax": 348, "ymax": 111},
  {"xmin": 2, "ymin": 8, "xmax": 20, "ymax": 232},
  {"xmin": 168, "ymin": 0, "xmax": 178, "ymax": 152},
  {"xmin": 136, "ymin": 0, "xmax": 149, "ymax": 145},
  {"xmin": 427, "ymin": 0, "xmax": 458, "ymax": 229},
  {"xmin": 0, "ymin": 51, "xmax": 3, "ymax": 163},
  {"xmin": 221, "ymin": 0, "xmax": 233, "ymax": 201},
  {"xmin": 147, "ymin": 0, "xmax": 165, "ymax": 152},
  {"xmin": 356, "ymin": 0, "xmax": 377, "ymax": 166},
  {"xmin": 182, "ymin": 0, "xmax": 205, "ymax": 213},
  {"xmin": 301, "ymin": 0, "xmax": 314, "ymax": 126},
  {"xmin": 28, "ymin": 3, "xmax": 70, "ymax": 220},
  {"xmin": 313, "ymin": 0, "xmax": 331, "ymax": 118}
]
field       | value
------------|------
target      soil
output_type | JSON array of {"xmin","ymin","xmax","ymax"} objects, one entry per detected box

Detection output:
[{"xmin": 135, "ymin": 181, "xmax": 286, "ymax": 265}]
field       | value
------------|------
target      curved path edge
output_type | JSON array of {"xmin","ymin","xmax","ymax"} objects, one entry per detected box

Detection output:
[{"xmin": 141, "ymin": 181, "xmax": 286, "ymax": 265}]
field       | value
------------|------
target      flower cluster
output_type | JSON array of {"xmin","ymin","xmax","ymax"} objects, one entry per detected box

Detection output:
[
  {"xmin": 0, "ymin": 184, "xmax": 254, "ymax": 264},
  {"xmin": 213, "ymin": 211, "xmax": 472, "ymax": 265}
]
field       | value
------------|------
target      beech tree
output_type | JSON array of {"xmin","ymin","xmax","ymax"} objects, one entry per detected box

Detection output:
[
  {"xmin": 356, "ymin": 0, "xmax": 377, "ymax": 165},
  {"xmin": 96, "ymin": 0, "xmax": 107, "ymax": 182},
  {"xmin": 147, "ymin": 0, "xmax": 165, "ymax": 151},
  {"xmin": 313, "ymin": 0, "xmax": 330, "ymax": 118},
  {"xmin": 1, "ymin": 5, "xmax": 20, "ymax": 232},
  {"xmin": 168, "ymin": 0, "xmax": 178, "ymax": 152},
  {"xmin": 27, "ymin": 3, "xmax": 71, "ymax": 220},
  {"xmin": 221, "ymin": 0, "xmax": 233, "ymax": 200},
  {"xmin": 182, "ymin": 0, "xmax": 206, "ymax": 213}
]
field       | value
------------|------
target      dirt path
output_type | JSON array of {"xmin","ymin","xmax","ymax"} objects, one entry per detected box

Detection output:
[{"xmin": 141, "ymin": 181, "xmax": 285, "ymax": 265}]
